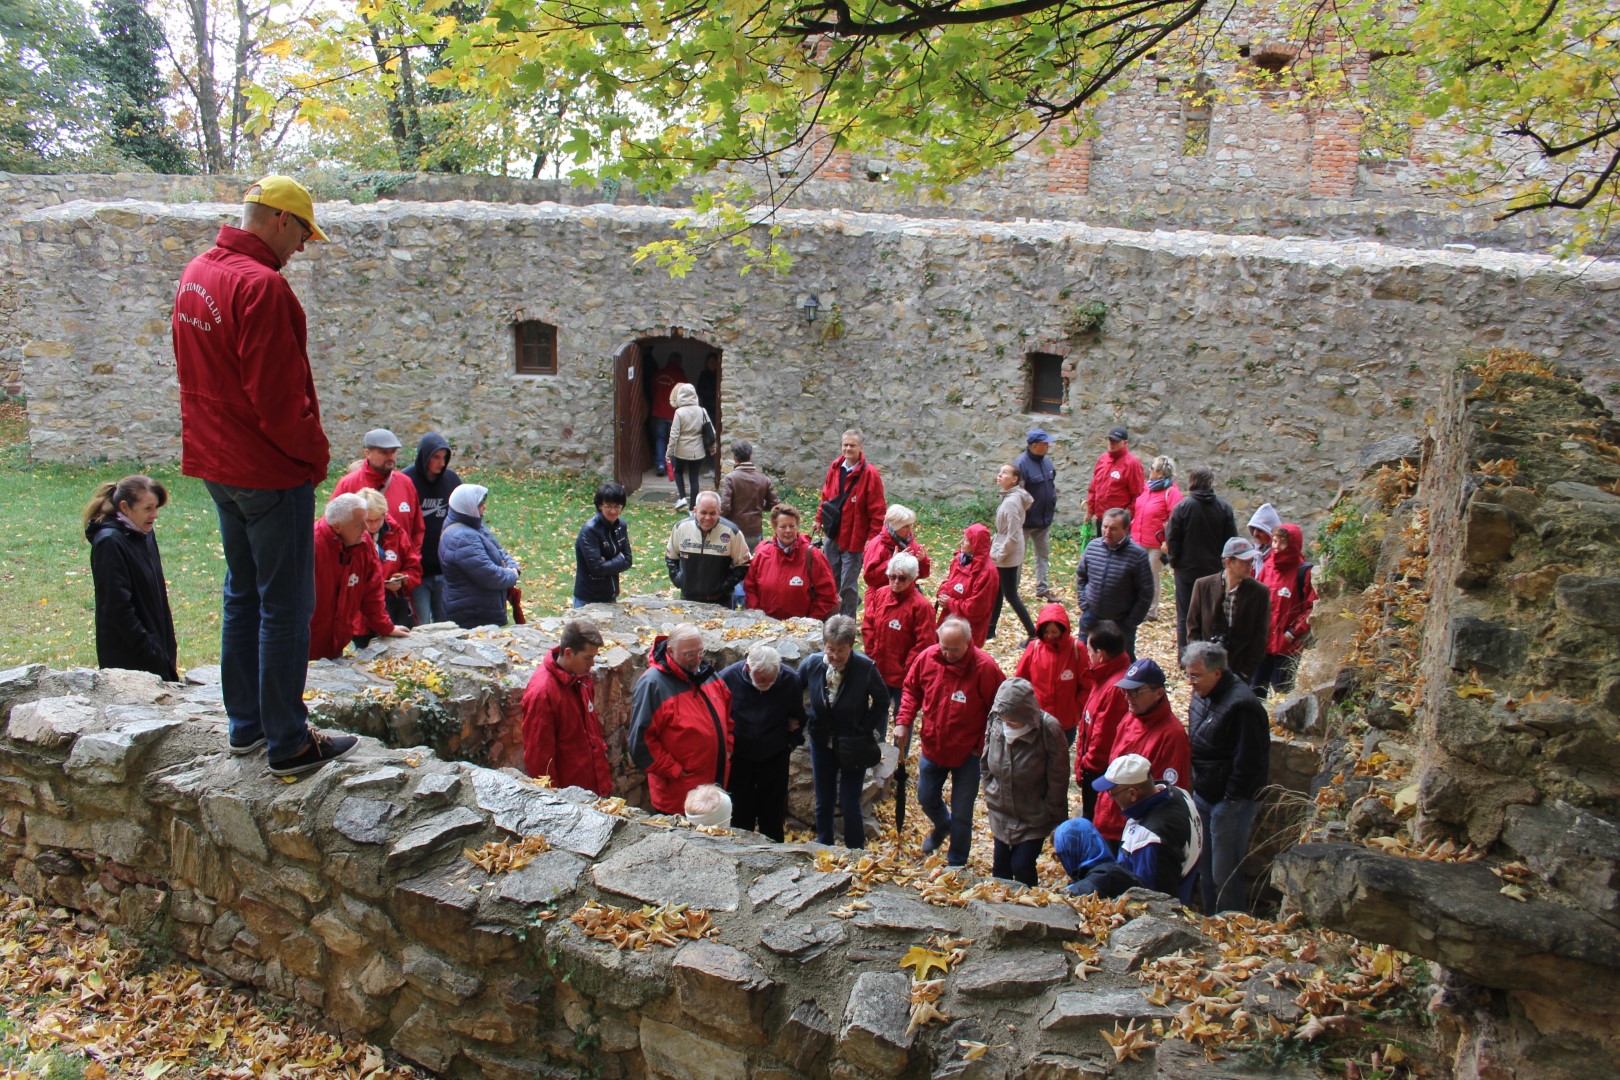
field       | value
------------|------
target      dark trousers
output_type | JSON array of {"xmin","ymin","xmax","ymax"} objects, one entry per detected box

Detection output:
[
  {"xmin": 917, "ymin": 754, "xmax": 981, "ymax": 867},
  {"xmin": 884, "ymin": 683, "xmax": 903, "ymax": 736},
  {"xmin": 728, "ymin": 748, "xmax": 792, "ymax": 841},
  {"xmin": 1173, "ymin": 568, "xmax": 1202, "ymax": 655},
  {"xmin": 1080, "ymin": 768, "xmax": 1103, "ymax": 821},
  {"xmin": 673, "ymin": 457, "xmax": 704, "ymax": 503},
  {"xmin": 1251, "ymin": 653, "xmax": 1300, "ymax": 699},
  {"xmin": 206, "ymin": 480, "xmax": 315, "ymax": 763},
  {"xmin": 992, "ymin": 837, "xmax": 1044, "ymax": 886},
  {"xmin": 989, "ymin": 564, "xmax": 1036, "ymax": 640},
  {"xmin": 809, "ymin": 741, "xmax": 867, "ymax": 848}
]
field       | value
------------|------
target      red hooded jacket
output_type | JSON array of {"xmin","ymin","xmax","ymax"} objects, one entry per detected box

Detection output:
[
  {"xmin": 744, "ymin": 536, "xmax": 839, "ymax": 622},
  {"xmin": 334, "ymin": 462, "xmax": 425, "ymax": 565},
  {"xmin": 627, "ymin": 637, "xmax": 734, "ymax": 814},
  {"xmin": 1014, "ymin": 603, "xmax": 1091, "ymax": 732},
  {"xmin": 172, "ymin": 226, "xmax": 330, "ymax": 489},
  {"xmin": 1087, "ymin": 447, "xmax": 1146, "ymax": 518},
  {"xmin": 861, "ymin": 529, "xmax": 933, "ymax": 590},
  {"xmin": 935, "ymin": 524, "xmax": 999, "ymax": 646},
  {"xmin": 1092, "ymin": 694, "xmax": 1191, "ymax": 841},
  {"xmin": 862, "ymin": 583, "xmax": 938, "ymax": 687},
  {"xmin": 1078, "ymin": 650, "xmax": 1132, "ymax": 778},
  {"xmin": 896, "ymin": 643, "xmax": 1006, "ymax": 768},
  {"xmin": 816, "ymin": 455, "xmax": 887, "ymax": 551},
  {"xmin": 521, "ymin": 646, "xmax": 612, "ymax": 795},
  {"xmin": 311, "ymin": 518, "xmax": 394, "ymax": 661},
  {"xmin": 1258, "ymin": 523, "xmax": 1315, "ymax": 656}
]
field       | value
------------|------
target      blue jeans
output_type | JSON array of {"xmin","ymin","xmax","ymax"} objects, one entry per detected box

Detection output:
[
  {"xmin": 809, "ymin": 742, "xmax": 867, "ymax": 848},
  {"xmin": 917, "ymin": 754, "xmax": 981, "ymax": 866},
  {"xmin": 1194, "ymin": 792, "xmax": 1262, "ymax": 914},
  {"xmin": 992, "ymin": 837, "xmax": 1044, "ymax": 886},
  {"xmin": 651, "ymin": 417, "xmax": 672, "ymax": 472},
  {"xmin": 206, "ymin": 481, "xmax": 315, "ymax": 762},
  {"xmin": 410, "ymin": 574, "xmax": 446, "ymax": 624},
  {"xmin": 820, "ymin": 536, "xmax": 863, "ymax": 618}
]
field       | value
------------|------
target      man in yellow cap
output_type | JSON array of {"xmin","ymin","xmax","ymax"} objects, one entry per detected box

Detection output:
[{"xmin": 172, "ymin": 175, "xmax": 354, "ymax": 777}]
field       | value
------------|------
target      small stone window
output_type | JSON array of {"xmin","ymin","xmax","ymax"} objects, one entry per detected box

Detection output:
[
  {"xmin": 1182, "ymin": 72, "xmax": 1214, "ymax": 156},
  {"xmin": 513, "ymin": 319, "xmax": 558, "ymax": 375},
  {"xmin": 1027, "ymin": 352, "xmax": 1065, "ymax": 414}
]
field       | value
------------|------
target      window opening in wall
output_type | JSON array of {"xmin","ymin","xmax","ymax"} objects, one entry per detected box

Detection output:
[
  {"xmin": 513, "ymin": 319, "xmax": 558, "ymax": 375},
  {"xmin": 1027, "ymin": 352, "xmax": 1065, "ymax": 415},
  {"xmin": 1181, "ymin": 71, "xmax": 1214, "ymax": 156}
]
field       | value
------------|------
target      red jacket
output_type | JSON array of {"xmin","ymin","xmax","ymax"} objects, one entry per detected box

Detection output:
[
  {"xmin": 1258, "ymin": 523, "xmax": 1315, "ymax": 656},
  {"xmin": 521, "ymin": 646, "xmax": 611, "ymax": 795},
  {"xmin": 1092, "ymin": 695, "xmax": 1191, "ymax": 841},
  {"xmin": 1131, "ymin": 482, "xmax": 1182, "ymax": 549},
  {"xmin": 934, "ymin": 524, "xmax": 999, "ymax": 646},
  {"xmin": 897, "ymin": 643, "xmax": 1005, "ymax": 769},
  {"xmin": 351, "ymin": 516, "xmax": 421, "ymax": 636},
  {"xmin": 1087, "ymin": 448, "xmax": 1146, "ymax": 518},
  {"xmin": 816, "ymin": 455, "xmax": 887, "ymax": 551},
  {"xmin": 334, "ymin": 463, "xmax": 425, "ymax": 565},
  {"xmin": 1014, "ymin": 603, "xmax": 1091, "ymax": 732},
  {"xmin": 651, "ymin": 366, "xmax": 685, "ymax": 421},
  {"xmin": 744, "ymin": 536, "xmax": 839, "ymax": 621},
  {"xmin": 627, "ymin": 637, "xmax": 734, "ymax": 814},
  {"xmin": 1078, "ymin": 650, "xmax": 1132, "ymax": 777},
  {"xmin": 861, "ymin": 529, "xmax": 933, "ymax": 591},
  {"xmin": 862, "ymin": 583, "xmax": 938, "ymax": 687},
  {"xmin": 311, "ymin": 518, "xmax": 394, "ymax": 661},
  {"xmin": 172, "ymin": 226, "xmax": 330, "ymax": 489}
]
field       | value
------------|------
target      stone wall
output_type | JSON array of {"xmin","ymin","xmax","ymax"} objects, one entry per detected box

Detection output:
[
  {"xmin": 2, "ymin": 635, "xmax": 1248, "ymax": 1080},
  {"xmin": 0, "ymin": 169, "xmax": 1587, "ymax": 255},
  {"xmin": 7, "ymin": 198, "xmax": 1620, "ymax": 519},
  {"xmin": 1275, "ymin": 358, "xmax": 1620, "ymax": 1080}
]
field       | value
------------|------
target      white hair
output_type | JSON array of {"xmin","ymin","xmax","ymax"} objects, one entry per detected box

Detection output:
[
  {"xmin": 324, "ymin": 492, "xmax": 367, "ymax": 526},
  {"xmin": 746, "ymin": 644, "xmax": 782, "ymax": 678},
  {"xmin": 886, "ymin": 552, "xmax": 919, "ymax": 580},
  {"xmin": 694, "ymin": 490, "xmax": 721, "ymax": 510},
  {"xmin": 668, "ymin": 623, "xmax": 704, "ymax": 649},
  {"xmin": 938, "ymin": 616, "xmax": 972, "ymax": 642},
  {"xmin": 884, "ymin": 504, "xmax": 917, "ymax": 529}
]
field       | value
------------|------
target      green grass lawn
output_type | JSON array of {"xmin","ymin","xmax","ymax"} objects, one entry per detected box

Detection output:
[{"xmin": 0, "ymin": 399, "xmax": 1090, "ymax": 673}]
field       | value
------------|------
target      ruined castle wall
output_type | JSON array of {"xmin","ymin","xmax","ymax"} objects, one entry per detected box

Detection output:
[{"xmin": 7, "ymin": 199, "xmax": 1620, "ymax": 516}]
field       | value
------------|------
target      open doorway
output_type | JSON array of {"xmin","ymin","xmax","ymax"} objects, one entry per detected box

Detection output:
[{"xmin": 613, "ymin": 334, "xmax": 722, "ymax": 496}]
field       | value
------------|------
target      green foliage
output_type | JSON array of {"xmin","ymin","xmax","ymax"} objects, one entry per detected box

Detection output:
[
  {"xmin": 0, "ymin": 0, "xmax": 104, "ymax": 172},
  {"xmin": 1064, "ymin": 301, "xmax": 1109, "ymax": 337},
  {"xmin": 91, "ymin": 0, "xmax": 192, "ymax": 173},
  {"xmin": 1315, "ymin": 500, "xmax": 1384, "ymax": 595}
]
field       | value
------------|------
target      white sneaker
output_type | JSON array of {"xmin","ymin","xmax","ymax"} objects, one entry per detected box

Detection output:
[{"xmin": 674, "ymin": 498, "xmax": 689, "ymax": 510}]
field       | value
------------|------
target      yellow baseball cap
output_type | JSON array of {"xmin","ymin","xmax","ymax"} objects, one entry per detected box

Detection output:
[{"xmin": 243, "ymin": 175, "xmax": 328, "ymax": 242}]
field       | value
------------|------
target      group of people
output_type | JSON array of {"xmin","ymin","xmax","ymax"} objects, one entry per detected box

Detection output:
[{"xmin": 77, "ymin": 174, "xmax": 1313, "ymax": 908}]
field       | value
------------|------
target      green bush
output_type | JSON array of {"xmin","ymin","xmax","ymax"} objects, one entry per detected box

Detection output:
[{"xmin": 1314, "ymin": 501, "xmax": 1384, "ymax": 595}]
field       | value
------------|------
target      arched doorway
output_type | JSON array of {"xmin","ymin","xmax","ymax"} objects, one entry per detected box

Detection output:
[{"xmin": 612, "ymin": 332, "xmax": 722, "ymax": 495}]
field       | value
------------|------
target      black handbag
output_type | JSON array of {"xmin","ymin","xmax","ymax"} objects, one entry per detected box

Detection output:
[{"xmin": 836, "ymin": 734, "xmax": 882, "ymax": 771}]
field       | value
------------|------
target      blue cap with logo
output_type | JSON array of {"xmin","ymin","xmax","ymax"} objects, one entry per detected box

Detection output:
[{"xmin": 1114, "ymin": 657, "xmax": 1165, "ymax": 690}]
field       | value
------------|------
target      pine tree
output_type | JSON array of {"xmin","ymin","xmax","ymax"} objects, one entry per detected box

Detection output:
[{"xmin": 92, "ymin": 0, "xmax": 191, "ymax": 173}]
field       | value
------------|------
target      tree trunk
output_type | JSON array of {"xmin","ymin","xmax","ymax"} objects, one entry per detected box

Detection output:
[
  {"xmin": 184, "ymin": 0, "xmax": 227, "ymax": 172},
  {"xmin": 365, "ymin": 21, "xmax": 413, "ymax": 169}
]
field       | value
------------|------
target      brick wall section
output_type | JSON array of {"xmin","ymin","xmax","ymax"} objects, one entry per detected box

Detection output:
[
  {"xmin": 1309, "ymin": 108, "xmax": 1363, "ymax": 197},
  {"xmin": 1043, "ymin": 136, "xmax": 1093, "ymax": 195}
]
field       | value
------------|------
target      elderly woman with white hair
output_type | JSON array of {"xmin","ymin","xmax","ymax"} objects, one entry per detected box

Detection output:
[
  {"xmin": 801, "ymin": 615, "xmax": 890, "ymax": 848},
  {"xmin": 861, "ymin": 550, "xmax": 937, "ymax": 731},
  {"xmin": 717, "ymin": 643, "xmax": 806, "ymax": 841},
  {"xmin": 862, "ymin": 503, "xmax": 932, "ymax": 591},
  {"xmin": 439, "ymin": 484, "xmax": 521, "ymax": 628}
]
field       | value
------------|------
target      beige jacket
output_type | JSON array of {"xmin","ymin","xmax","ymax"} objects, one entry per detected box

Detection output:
[
  {"xmin": 667, "ymin": 383, "xmax": 711, "ymax": 463},
  {"xmin": 981, "ymin": 678, "xmax": 1071, "ymax": 845}
]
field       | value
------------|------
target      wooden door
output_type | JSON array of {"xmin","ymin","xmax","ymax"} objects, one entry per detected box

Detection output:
[{"xmin": 613, "ymin": 342, "xmax": 648, "ymax": 493}]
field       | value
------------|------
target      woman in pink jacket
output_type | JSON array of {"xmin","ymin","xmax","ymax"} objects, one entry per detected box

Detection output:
[{"xmin": 1130, "ymin": 455, "xmax": 1181, "ymax": 623}]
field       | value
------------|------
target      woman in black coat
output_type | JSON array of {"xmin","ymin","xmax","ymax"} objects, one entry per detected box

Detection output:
[
  {"xmin": 800, "ymin": 614, "xmax": 890, "ymax": 849},
  {"xmin": 83, "ymin": 475, "xmax": 179, "ymax": 681}
]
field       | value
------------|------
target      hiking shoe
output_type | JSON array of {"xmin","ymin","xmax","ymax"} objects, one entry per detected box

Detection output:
[
  {"xmin": 269, "ymin": 730, "xmax": 359, "ymax": 777},
  {"xmin": 228, "ymin": 733, "xmax": 266, "ymax": 756},
  {"xmin": 921, "ymin": 824, "xmax": 949, "ymax": 855}
]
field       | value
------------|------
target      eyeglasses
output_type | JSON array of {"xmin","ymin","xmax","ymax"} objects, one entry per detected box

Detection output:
[
  {"xmin": 288, "ymin": 212, "xmax": 313, "ymax": 242},
  {"xmin": 1121, "ymin": 685, "xmax": 1159, "ymax": 697}
]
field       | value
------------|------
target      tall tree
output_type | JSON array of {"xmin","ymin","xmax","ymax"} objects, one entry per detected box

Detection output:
[
  {"xmin": 93, "ymin": 0, "xmax": 192, "ymax": 172},
  {"xmin": 0, "ymin": 0, "xmax": 103, "ymax": 171}
]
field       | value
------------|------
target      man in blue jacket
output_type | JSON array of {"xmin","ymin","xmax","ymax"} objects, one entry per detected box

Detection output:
[{"xmin": 1016, "ymin": 428, "xmax": 1058, "ymax": 600}]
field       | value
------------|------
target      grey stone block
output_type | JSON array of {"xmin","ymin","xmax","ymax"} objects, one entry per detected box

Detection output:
[
  {"xmin": 1447, "ymin": 616, "xmax": 1528, "ymax": 674},
  {"xmin": 469, "ymin": 768, "xmax": 617, "ymax": 856},
  {"xmin": 956, "ymin": 950, "xmax": 1070, "ymax": 998},
  {"xmin": 7, "ymin": 695, "xmax": 97, "ymax": 748},
  {"xmin": 593, "ymin": 831, "xmax": 741, "ymax": 912},
  {"xmin": 1039, "ymin": 988, "xmax": 1173, "ymax": 1031},
  {"xmin": 761, "ymin": 920, "xmax": 847, "ymax": 961},
  {"xmin": 839, "ymin": 970, "xmax": 914, "ymax": 1075},
  {"xmin": 852, "ymin": 890, "xmax": 959, "ymax": 933},
  {"xmin": 1104, "ymin": 916, "xmax": 1203, "ymax": 973},
  {"xmin": 332, "ymin": 797, "xmax": 402, "ymax": 844},
  {"xmin": 385, "ymin": 806, "xmax": 485, "ymax": 869},
  {"xmin": 971, "ymin": 900, "xmax": 1081, "ymax": 946}
]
